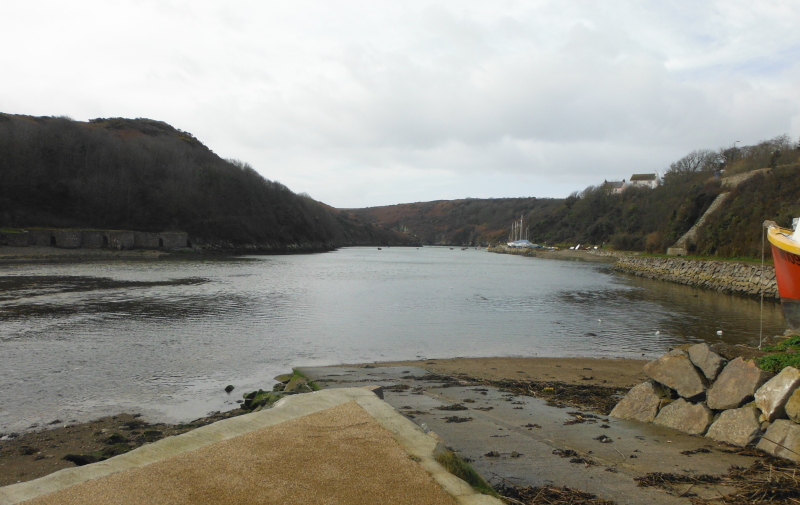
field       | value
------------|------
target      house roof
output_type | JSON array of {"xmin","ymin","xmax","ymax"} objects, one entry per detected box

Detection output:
[
  {"xmin": 605, "ymin": 180, "xmax": 625, "ymax": 188},
  {"xmin": 630, "ymin": 173, "xmax": 657, "ymax": 181}
]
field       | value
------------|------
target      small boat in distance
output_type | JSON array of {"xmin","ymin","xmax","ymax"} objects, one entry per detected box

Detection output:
[{"xmin": 766, "ymin": 220, "xmax": 800, "ymax": 330}]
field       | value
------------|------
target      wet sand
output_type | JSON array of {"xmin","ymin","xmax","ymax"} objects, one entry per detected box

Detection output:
[{"xmin": 370, "ymin": 356, "xmax": 649, "ymax": 389}]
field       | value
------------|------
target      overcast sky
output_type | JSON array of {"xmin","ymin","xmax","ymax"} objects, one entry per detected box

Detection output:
[{"xmin": 3, "ymin": 1, "xmax": 799, "ymax": 208}]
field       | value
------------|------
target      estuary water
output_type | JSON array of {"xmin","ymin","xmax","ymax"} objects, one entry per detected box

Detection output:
[{"xmin": 0, "ymin": 247, "xmax": 785, "ymax": 432}]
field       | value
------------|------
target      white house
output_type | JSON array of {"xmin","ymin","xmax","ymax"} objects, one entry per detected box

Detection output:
[{"xmin": 628, "ymin": 173, "xmax": 660, "ymax": 189}]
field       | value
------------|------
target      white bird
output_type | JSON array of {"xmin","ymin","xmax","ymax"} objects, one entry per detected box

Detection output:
[
  {"xmin": 598, "ymin": 319, "xmax": 602, "ymax": 322},
  {"xmin": 716, "ymin": 330, "xmax": 723, "ymax": 336},
  {"xmin": 655, "ymin": 331, "xmax": 660, "ymax": 335}
]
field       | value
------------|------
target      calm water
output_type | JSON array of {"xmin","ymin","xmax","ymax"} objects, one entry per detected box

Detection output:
[{"xmin": 0, "ymin": 247, "xmax": 785, "ymax": 432}]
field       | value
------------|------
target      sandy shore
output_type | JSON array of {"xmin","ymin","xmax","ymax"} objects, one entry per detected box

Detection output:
[
  {"xmin": 0, "ymin": 246, "xmax": 170, "ymax": 263},
  {"xmin": 0, "ymin": 357, "xmax": 645, "ymax": 486},
  {"xmin": 364, "ymin": 356, "xmax": 648, "ymax": 389}
]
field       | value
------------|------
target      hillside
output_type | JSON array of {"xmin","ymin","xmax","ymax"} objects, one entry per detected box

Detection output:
[
  {"xmin": 0, "ymin": 114, "xmax": 417, "ymax": 250},
  {"xmin": 352, "ymin": 136, "xmax": 800, "ymax": 257},
  {"xmin": 351, "ymin": 174, "xmax": 723, "ymax": 250}
]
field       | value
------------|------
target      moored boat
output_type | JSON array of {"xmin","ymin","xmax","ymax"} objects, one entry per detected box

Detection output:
[{"xmin": 766, "ymin": 220, "xmax": 800, "ymax": 330}]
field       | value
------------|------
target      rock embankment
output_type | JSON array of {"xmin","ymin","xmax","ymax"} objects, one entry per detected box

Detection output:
[
  {"xmin": 613, "ymin": 256, "xmax": 777, "ymax": 299},
  {"xmin": 612, "ymin": 345, "xmax": 800, "ymax": 460}
]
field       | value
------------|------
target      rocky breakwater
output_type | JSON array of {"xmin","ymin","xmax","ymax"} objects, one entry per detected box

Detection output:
[
  {"xmin": 613, "ymin": 256, "xmax": 777, "ymax": 299},
  {"xmin": 612, "ymin": 344, "xmax": 800, "ymax": 461}
]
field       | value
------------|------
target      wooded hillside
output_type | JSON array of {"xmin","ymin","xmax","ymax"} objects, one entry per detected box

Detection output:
[
  {"xmin": 353, "ymin": 135, "xmax": 800, "ymax": 257},
  {"xmin": 0, "ymin": 114, "xmax": 417, "ymax": 249}
]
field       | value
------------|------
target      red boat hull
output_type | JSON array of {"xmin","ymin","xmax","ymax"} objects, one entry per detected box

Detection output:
[{"xmin": 771, "ymin": 242, "xmax": 800, "ymax": 330}]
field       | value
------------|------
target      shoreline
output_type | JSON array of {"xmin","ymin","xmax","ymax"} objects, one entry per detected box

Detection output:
[{"xmin": 0, "ymin": 356, "xmax": 645, "ymax": 486}]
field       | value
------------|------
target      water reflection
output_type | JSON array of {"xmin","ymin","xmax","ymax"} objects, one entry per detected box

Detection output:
[{"xmin": 0, "ymin": 249, "xmax": 787, "ymax": 432}]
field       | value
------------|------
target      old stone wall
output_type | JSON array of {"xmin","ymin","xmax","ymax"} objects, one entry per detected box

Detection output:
[
  {"xmin": 0, "ymin": 231, "xmax": 29, "ymax": 246},
  {"xmin": 81, "ymin": 231, "xmax": 106, "ymax": 249},
  {"xmin": 133, "ymin": 232, "xmax": 161, "ymax": 249},
  {"xmin": 106, "ymin": 231, "xmax": 135, "ymax": 250},
  {"xmin": 27, "ymin": 229, "xmax": 57, "ymax": 246},
  {"xmin": 3, "ymin": 228, "xmax": 193, "ymax": 251},
  {"xmin": 613, "ymin": 256, "xmax": 777, "ymax": 299},
  {"xmin": 159, "ymin": 232, "xmax": 189, "ymax": 249},
  {"xmin": 53, "ymin": 230, "xmax": 81, "ymax": 249}
]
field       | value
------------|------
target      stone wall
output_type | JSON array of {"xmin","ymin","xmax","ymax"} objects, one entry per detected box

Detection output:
[
  {"xmin": 3, "ymin": 228, "xmax": 192, "ymax": 251},
  {"xmin": 133, "ymin": 232, "xmax": 161, "ymax": 249},
  {"xmin": 106, "ymin": 231, "xmax": 135, "ymax": 250},
  {"xmin": 0, "ymin": 231, "xmax": 29, "ymax": 246},
  {"xmin": 159, "ymin": 232, "xmax": 189, "ymax": 249},
  {"xmin": 612, "ymin": 346, "xmax": 800, "ymax": 461},
  {"xmin": 52, "ymin": 230, "xmax": 82, "ymax": 249},
  {"xmin": 81, "ymin": 231, "xmax": 106, "ymax": 249},
  {"xmin": 613, "ymin": 256, "xmax": 777, "ymax": 299},
  {"xmin": 27, "ymin": 229, "xmax": 57, "ymax": 246}
]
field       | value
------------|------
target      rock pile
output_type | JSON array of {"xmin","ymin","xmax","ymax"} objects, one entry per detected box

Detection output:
[{"xmin": 611, "ymin": 344, "xmax": 800, "ymax": 460}]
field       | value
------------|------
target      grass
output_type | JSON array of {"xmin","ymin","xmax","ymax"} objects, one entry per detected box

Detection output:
[
  {"xmin": 757, "ymin": 335, "xmax": 800, "ymax": 372},
  {"xmin": 637, "ymin": 252, "xmax": 773, "ymax": 265},
  {"xmin": 762, "ymin": 335, "xmax": 800, "ymax": 352},
  {"xmin": 435, "ymin": 450, "xmax": 499, "ymax": 498}
]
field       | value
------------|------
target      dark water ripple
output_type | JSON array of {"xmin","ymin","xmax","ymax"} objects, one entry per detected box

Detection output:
[{"xmin": 0, "ymin": 249, "xmax": 785, "ymax": 432}]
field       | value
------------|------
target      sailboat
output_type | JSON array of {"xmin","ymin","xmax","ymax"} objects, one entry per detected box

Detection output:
[{"xmin": 507, "ymin": 214, "xmax": 535, "ymax": 248}]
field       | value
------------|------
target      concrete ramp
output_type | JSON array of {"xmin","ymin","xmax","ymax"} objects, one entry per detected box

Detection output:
[{"xmin": 1, "ymin": 388, "xmax": 500, "ymax": 505}]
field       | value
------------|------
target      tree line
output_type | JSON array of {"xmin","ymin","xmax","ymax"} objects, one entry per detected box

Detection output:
[
  {"xmin": 0, "ymin": 114, "xmax": 416, "ymax": 248},
  {"xmin": 354, "ymin": 134, "xmax": 800, "ymax": 256}
]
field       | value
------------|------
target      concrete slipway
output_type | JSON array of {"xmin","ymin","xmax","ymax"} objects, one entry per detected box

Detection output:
[
  {"xmin": 0, "ymin": 387, "xmax": 500, "ymax": 505},
  {"xmin": 0, "ymin": 366, "xmax": 764, "ymax": 505},
  {"xmin": 299, "ymin": 365, "xmax": 764, "ymax": 505}
]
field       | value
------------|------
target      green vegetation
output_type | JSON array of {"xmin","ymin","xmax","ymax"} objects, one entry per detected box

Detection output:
[
  {"xmin": 2, "ymin": 111, "xmax": 795, "ymax": 258},
  {"xmin": 289, "ymin": 369, "xmax": 320, "ymax": 391},
  {"xmin": 761, "ymin": 335, "xmax": 800, "ymax": 352},
  {"xmin": 435, "ymin": 450, "xmax": 499, "ymax": 497},
  {"xmin": 757, "ymin": 335, "xmax": 800, "ymax": 372},
  {"xmin": 0, "ymin": 113, "xmax": 417, "ymax": 248},
  {"xmin": 355, "ymin": 134, "xmax": 800, "ymax": 258},
  {"xmin": 757, "ymin": 353, "xmax": 800, "ymax": 374}
]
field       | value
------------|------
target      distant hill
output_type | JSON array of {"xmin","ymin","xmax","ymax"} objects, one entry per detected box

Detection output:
[
  {"xmin": 350, "ymin": 175, "xmax": 723, "ymax": 251},
  {"xmin": 0, "ymin": 114, "xmax": 418, "ymax": 250},
  {"xmin": 353, "ymin": 156, "xmax": 800, "ymax": 257}
]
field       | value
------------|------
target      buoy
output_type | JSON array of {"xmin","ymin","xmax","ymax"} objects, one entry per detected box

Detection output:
[{"xmin": 717, "ymin": 330, "xmax": 723, "ymax": 336}]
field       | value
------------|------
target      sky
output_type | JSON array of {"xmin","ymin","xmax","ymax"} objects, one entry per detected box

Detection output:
[{"xmin": 2, "ymin": 1, "xmax": 800, "ymax": 208}]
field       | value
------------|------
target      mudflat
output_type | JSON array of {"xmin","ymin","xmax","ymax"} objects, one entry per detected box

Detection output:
[{"xmin": 372, "ymin": 356, "xmax": 649, "ymax": 389}]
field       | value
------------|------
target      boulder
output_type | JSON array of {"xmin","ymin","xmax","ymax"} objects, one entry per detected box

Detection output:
[
  {"xmin": 785, "ymin": 388, "xmax": 800, "ymax": 423},
  {"xmin": 610, "ymin": 381, "xmax": 669, "ymax": 423},
  {"xmin": 756, "ymin": 419, "xmax": 800, "ymax": 461},
  {"xmin": 755, "ymin": 367, "xmax": 800, "ymax": 421},
  {"xmin": 688, "ymin": 343, "xmax": 726, "ymax": 381},
  {"xmin": 643, "ymin": 349, "xmax": 707, "ymax": 400},
  {"xmin": 653, "ymin": 398, "xmax": 714, "ymax": 435},
  {"xmin": 705, "ymin": 406, "xmax": 762, "ymax": 447},
  {"xmin": 706, "ymin": 358, "xmax": 772, "ymax": 411}
]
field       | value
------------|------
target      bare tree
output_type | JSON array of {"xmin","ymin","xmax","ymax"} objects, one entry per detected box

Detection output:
[{"xmin": 667, "ymin": 149, "xmax": 720, "ymax": 179}]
